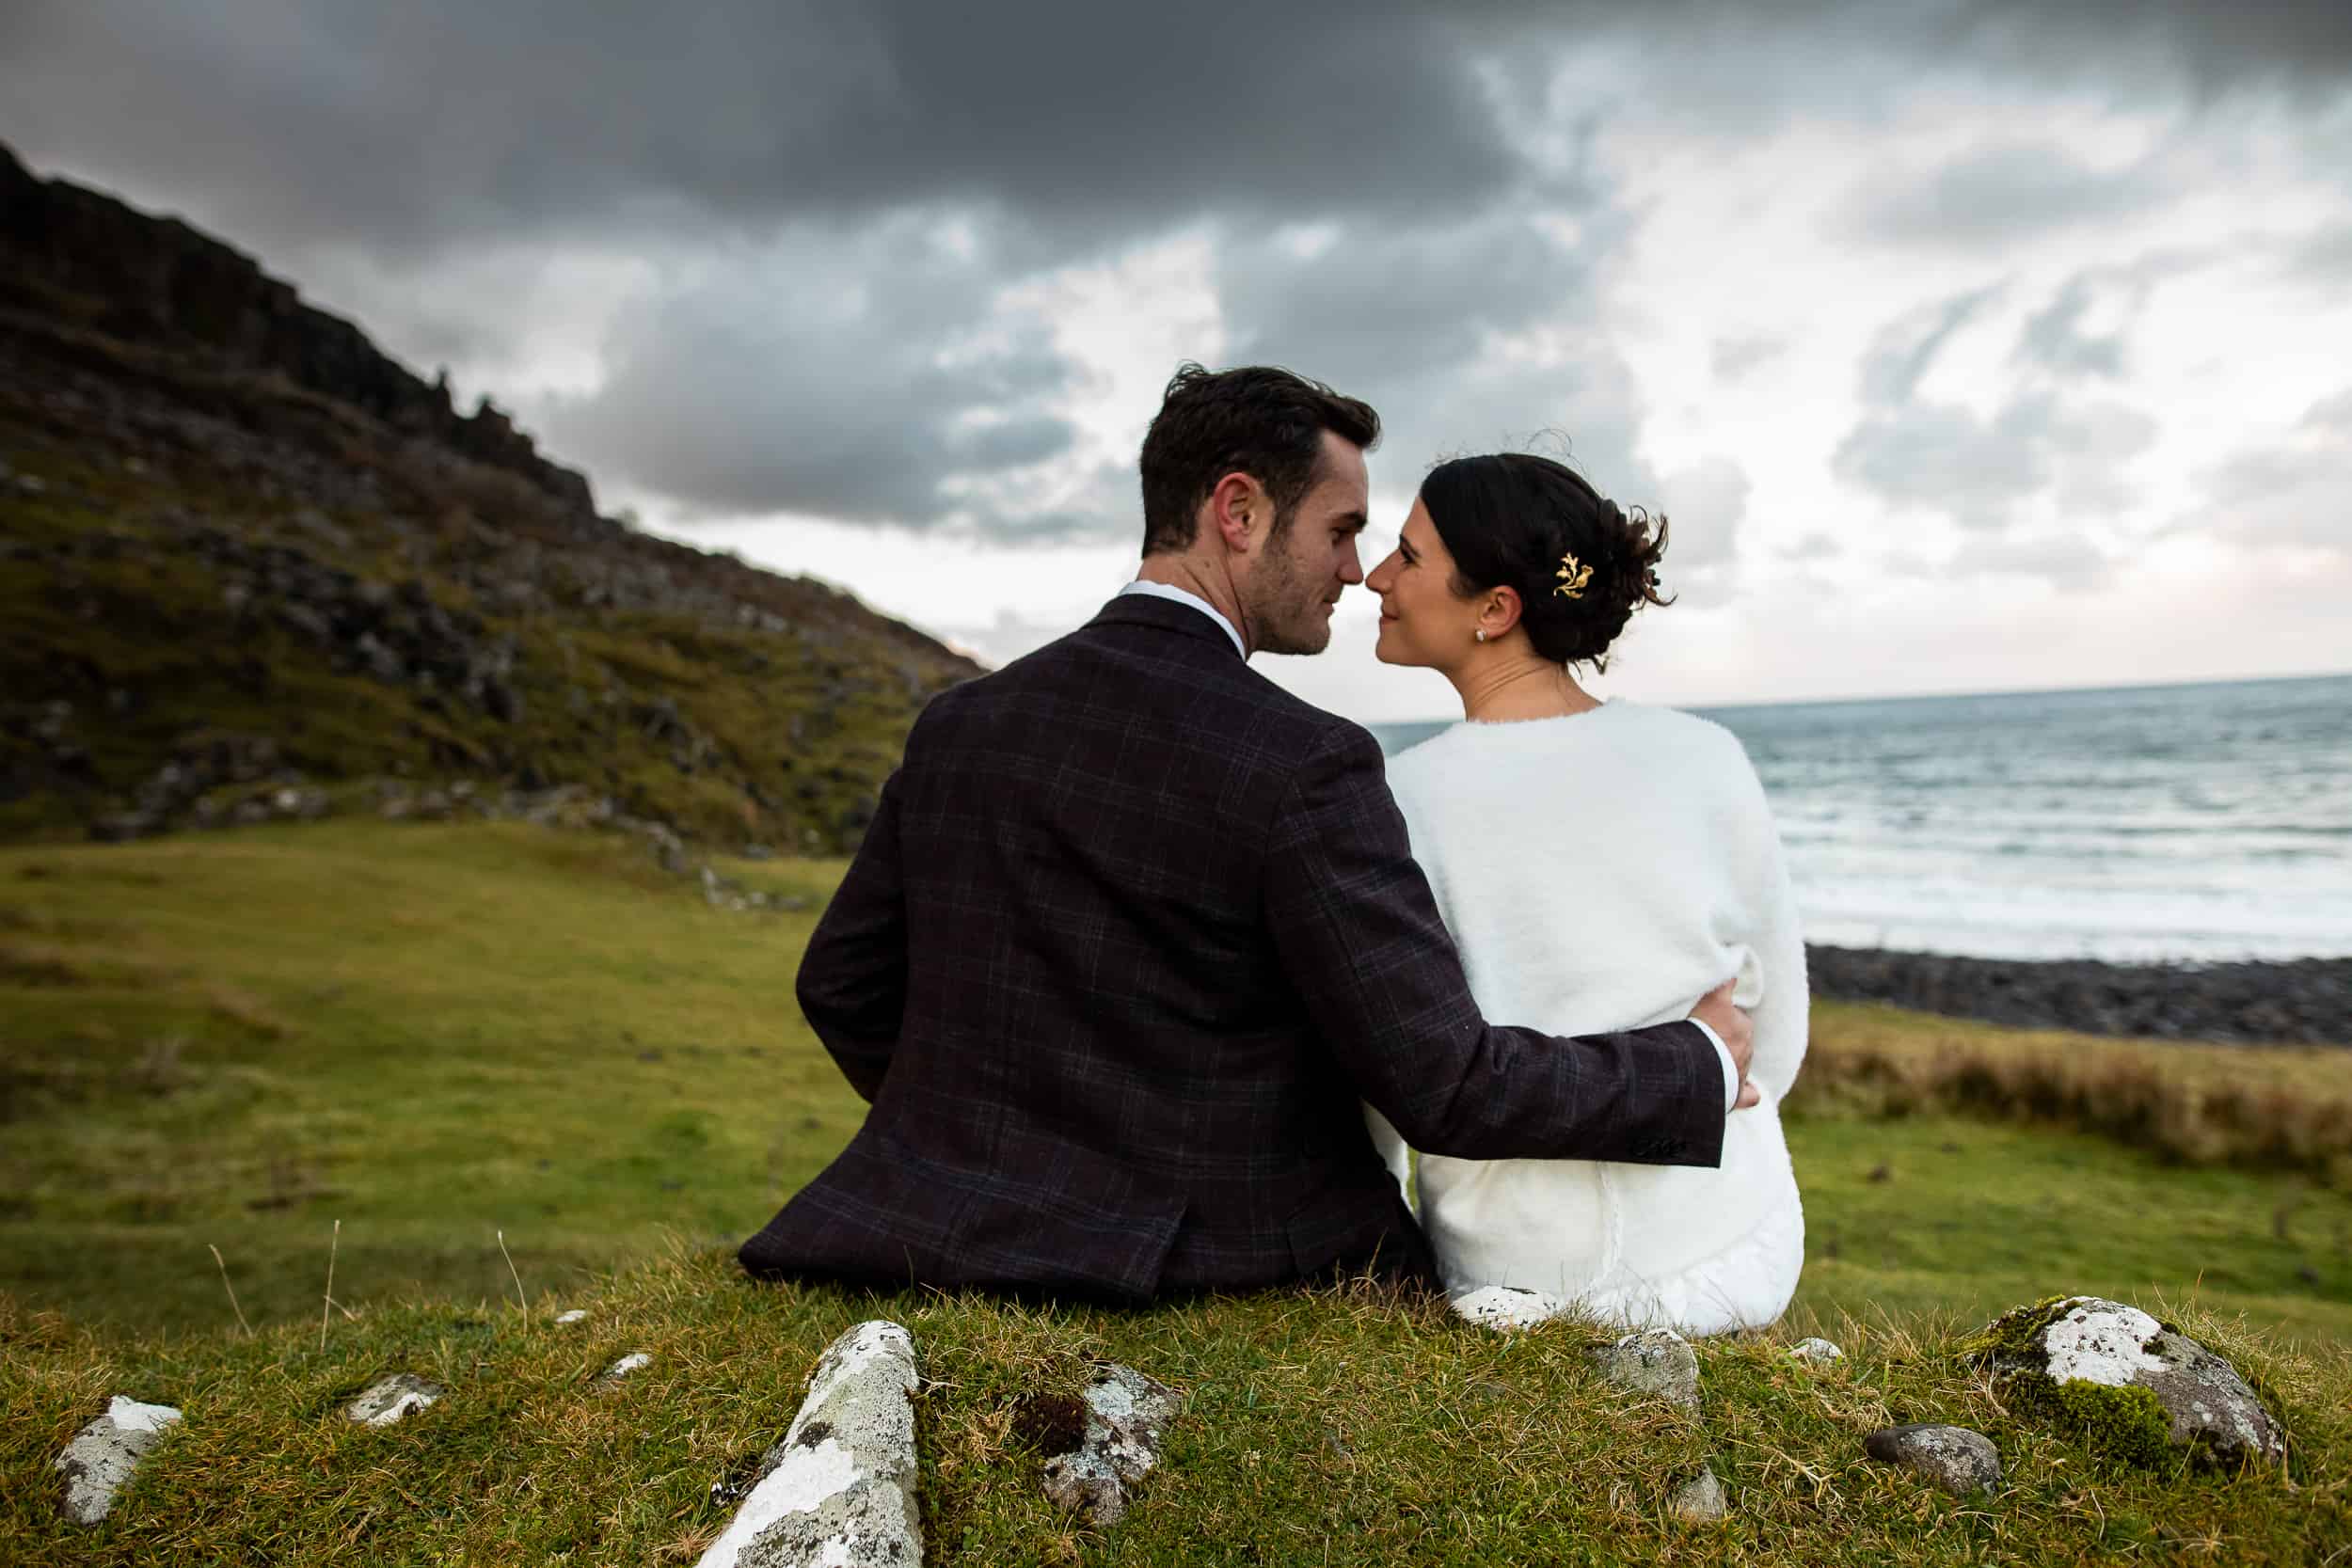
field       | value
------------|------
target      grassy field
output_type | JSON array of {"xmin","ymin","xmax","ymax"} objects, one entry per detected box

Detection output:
[
  {"xmin": 6, "ymin": 817, "xmax": 2352, "ymax": 1561},
  {"xmin": 3, "ymin": 816, "xmax": 2349, "ymax": 1344}
]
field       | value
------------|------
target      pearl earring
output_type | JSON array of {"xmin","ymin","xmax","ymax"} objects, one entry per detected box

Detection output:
[{"xmin": 1473, "ymin": 628, "xmax": 1487, "ymax": 643}]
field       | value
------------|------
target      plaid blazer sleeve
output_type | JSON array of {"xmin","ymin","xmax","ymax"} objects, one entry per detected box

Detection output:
[
  {"xmin": 1264, "ymin": 723, "xmax": 1727, "ymax": 1168},
  {"xmin": 794, "ymin": 768, "xmax": 909, "ymax": 1103}
]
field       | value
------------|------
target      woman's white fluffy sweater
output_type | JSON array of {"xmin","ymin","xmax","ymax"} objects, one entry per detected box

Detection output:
[{"xmin": 1366, "ymin": 701, "xmax": 1809, "ymax": 1336}]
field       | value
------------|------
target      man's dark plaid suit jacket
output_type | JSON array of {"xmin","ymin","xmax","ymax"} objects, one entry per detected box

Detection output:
[{"xmin": 738, "ymin": 593, "xmax": 1727, "ymax": 1302}]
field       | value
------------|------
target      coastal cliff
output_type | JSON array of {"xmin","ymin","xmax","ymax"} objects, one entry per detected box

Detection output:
[{"xmin": 0, "ymin": 143, "xmax": 982, "ymax": 849}]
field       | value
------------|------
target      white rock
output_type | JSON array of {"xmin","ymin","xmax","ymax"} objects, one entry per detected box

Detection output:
[
  {"xmin": 1989, "ymin": 1296, "xmax": 2287, "ymax": 1468},
  {"xmin": 1790, "ymin": 1338, "xmax": 1845, "ymax": 1364},
  {"xmin": 345, "ymin": 1374, "xmax": 446, "ymax": 1427},
  {"xmin": 1040, "ymin": 1364, "xmax": 1184, "ymax": 1527},
  {"xmin": 698, "ymin": 1320, "xmax": 922, "ymax": 1568},
  {"xmin": 553, "ymin": 1308, "xmax": 588, "ymax": 1325},
  {"xmin": 1449, "ymin": 1283, "xmax": 1570, "ymax": 1331},
  {"xmin": 601, "ymin": 1352, "xmax": 653, "ymax": 1382},
  {"xmin": 56, "ymin": 1396, "xmax": 182, "ymax": 1524}
]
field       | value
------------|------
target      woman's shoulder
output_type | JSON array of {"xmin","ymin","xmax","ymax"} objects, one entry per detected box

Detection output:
[{"xmin": 1574, "ymin": 700, "xmax": 1751, "ymax": 776}]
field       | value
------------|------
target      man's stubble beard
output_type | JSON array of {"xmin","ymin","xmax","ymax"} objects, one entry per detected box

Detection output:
[{"xmin": 1246, "ymin": 515, "xmax": 1336, "ymax": 657}]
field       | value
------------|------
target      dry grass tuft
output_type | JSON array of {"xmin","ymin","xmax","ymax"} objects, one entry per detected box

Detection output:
[{"xmin": 1797, "ymin": 1003, "xmax": 2352, "ymax": 1185}]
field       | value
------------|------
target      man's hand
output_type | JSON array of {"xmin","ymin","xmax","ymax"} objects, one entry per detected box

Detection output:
[{"xmin": 1690, "ymin": 980, "xmax": 1759, "ymax": 1109}]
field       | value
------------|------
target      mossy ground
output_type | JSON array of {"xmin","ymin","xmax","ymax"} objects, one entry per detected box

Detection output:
[
  {"xmin": 3, "ymin": 819, "xmax": 2352, "ymax": 1560},
  {"xmin": 5, "ymin": 1251, "xmax": 2348, "ymax": 1565}
]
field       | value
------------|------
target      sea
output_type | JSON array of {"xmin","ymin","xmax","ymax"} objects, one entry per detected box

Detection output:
[{"xmin": 1369, "ymin": 673, "xmax": 2352, "ymax": 965}]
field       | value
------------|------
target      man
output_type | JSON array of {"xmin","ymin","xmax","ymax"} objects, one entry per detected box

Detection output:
[{"xmin": 739, "ymin": 364, "xmax": 1753, "ymax": 1301}]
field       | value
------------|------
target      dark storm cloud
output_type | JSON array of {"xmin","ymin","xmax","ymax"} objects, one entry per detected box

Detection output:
[
  {"xmin": 532, "ymin": 215, "xmax": 1089, "ymax": 531},
  {"xmin": 0, "ymin": 0, "xmax": 1534, "ymax": 258},
  {"xmin": 1214, "ymin": 206, "xmax": 1668, "ymax": 521},
  {"xmin": 8, "ymin": 0, "xmax": 2344, "ymax": 259},
  {"xmin": 4, "ymin": 0, "xmax": 2343, "ymax": 543}
]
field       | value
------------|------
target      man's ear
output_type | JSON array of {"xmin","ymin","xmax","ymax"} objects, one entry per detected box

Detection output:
[
  {"xmin": 1479, "ymin": 585, "xmax": 1525, "ymax": 640},
  {"xmin": 1207, "ymin": 472, "xmax": 1270, "ymax": 554}
]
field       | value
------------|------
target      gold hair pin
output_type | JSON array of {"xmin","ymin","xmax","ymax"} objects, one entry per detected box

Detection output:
[{"xmin": 1555, "ymin": 551, "xmax": 1593, "ymax": 599}]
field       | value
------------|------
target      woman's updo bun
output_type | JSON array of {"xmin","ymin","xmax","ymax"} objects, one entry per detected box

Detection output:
[{"xmin": 1419, "ymin": 452, "xmax": 1673, "ymax": 671}]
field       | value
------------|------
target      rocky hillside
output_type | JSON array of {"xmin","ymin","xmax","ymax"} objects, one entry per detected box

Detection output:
[{"xmin": 0, "ymin": 141, "xmax": 982, "ymax": 850}]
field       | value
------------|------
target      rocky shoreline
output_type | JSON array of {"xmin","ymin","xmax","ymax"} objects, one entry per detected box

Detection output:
[{"xmin": 1805, "ymin": 942, "xmax": 2351, "ymax": 1048}]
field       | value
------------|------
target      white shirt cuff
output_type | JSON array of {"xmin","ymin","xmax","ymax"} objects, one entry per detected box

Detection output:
[{"xmin": 1688, "ymin": 1017, "xmax": 1739, "ymax": 1113}]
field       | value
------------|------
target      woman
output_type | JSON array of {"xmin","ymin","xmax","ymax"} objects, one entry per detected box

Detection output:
[{"xmin": 1360, "ymin": 452, "xmax": 1807, "ymax": 1336}]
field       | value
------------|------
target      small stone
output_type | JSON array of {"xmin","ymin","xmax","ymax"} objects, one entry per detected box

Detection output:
[
  {"xmin": 599, "ymin": 1353, "xmax": 652, "ymax": 1383},
  {"xmin": 1790, "ymin": 1337, "xmax": 1845, "ymax": 1364},
  {"xmin": 1040, "ymin": 1363, "xmax": 1184, "ymax": 1528},
  {"xmin": 345, "ymin": 1373, "xmax": 445, "ymax": 1427},
  {"xmin": 554, "ymin": 1308, "xmax": 587, "ymax": 1325},
  {"xmin": 698, "ymin": 1320, "xmax": 921, "ymax": 1568},
  {"xmin": 1865, "ymin": 1423, "xmax": 2001, "ymax": 1495},
  {"xmin": 56, "ymin": 1395, "xmax": 182, "ymax": 1524},
  {"xmin": 1589, "ymin": 1328, "xmax": 1701, "ymax": 1411},
  {"xmin": 1668, "ymin": 1465, "xmax": 1728, "ymax": 1522},
  {"xmin": 1450, "ymin": 1283, "xmax": 1569, "ymax": 1332}
]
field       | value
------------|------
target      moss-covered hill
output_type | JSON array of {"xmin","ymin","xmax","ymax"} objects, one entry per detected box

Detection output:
[{"xmin": 0, "ymin": 141, "xmax": 981, "ymax": 851}]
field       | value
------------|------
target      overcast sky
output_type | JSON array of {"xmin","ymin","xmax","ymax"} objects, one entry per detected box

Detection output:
[{"xmin": 7, "ymin": 1, "xmax": 2348, "ymax": 718}]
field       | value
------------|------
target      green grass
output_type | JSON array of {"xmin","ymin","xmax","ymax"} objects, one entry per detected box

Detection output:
[
  {"xmin": 3, "ymin": 818, "xmax": 2350, "ymax": 1348},
  {"xmin": 5, "ymin": 1252, "xmax": 2348, "ymax": 1565},
  {"xmin": 6, "ymin": 819, "xmax": 2352, "ymax": 1561}
]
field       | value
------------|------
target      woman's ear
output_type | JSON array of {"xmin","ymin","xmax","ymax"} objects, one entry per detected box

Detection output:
[{"xmin": 1480, "ymin": 584, "xmax": 1524, "ymax": 640}]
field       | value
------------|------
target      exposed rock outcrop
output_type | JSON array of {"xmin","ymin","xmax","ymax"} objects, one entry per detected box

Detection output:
[
  {"xmin": 55, "ymin": 1395, "xmax": 181, "ymax": 1524},
  {"xmin": 1037, "ymin": 1363, "xmax": 1184, "ymax": 1528},
  {"xmin": 698, "ymin": 1320, "xmax": 922, "ymax": 1568},
  {"xmin": 1970, "ymin": 1296, "xmax": 2287, "ymax": 1469}
]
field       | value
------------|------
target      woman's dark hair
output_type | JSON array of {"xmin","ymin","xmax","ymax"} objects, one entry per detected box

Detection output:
[
  {"xmin": 1419, "ymin": 452, "xmax": 1672, "ymax": 672},
  {"xmin": 1137, "ymin": 363, "xmax": 1381, "ymax": 556}
]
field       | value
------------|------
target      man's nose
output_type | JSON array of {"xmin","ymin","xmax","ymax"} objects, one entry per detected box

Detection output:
[{"xmin": 1339, "ymin": 544, "xmax": 1365, "ymax": 584}]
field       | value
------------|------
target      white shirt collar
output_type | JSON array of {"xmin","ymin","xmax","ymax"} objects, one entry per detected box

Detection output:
[{"xmin": 1117, "ymin": 579, "xmax": 1247, "ymax": 659}]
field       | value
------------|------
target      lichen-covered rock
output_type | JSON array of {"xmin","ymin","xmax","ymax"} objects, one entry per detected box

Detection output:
[
  {"xmin": 345, "ymin": 1373, "xmax": 445, "ymax": 1427},
  {"xmin": 697, "ymin": 1320, "xmax": 921, "ymax": 1568},
  {"xmin": 1864, "ymin": 1424, "xmax": 2001, "ymax": 1495},
  {"xmin": 1790, "ymin": 1338, "xmax": 1844, "ymax": 1364},
  {"xmin": 56, "ymin": 1396, "xmax": 182, "ymax": 1524},
  {"xmin": 1589, "ymin": 1328, "xmax": 1701, "ymax": 1411},
  {"xmin": 1040, "ymin": 1363, "xmax": 1184, "ymax": 1527},
  {"xmin": 1969, "ymin": 1296, "xmax": 2286, "ymax": 1469},
  {"xmin": 1668, "ymin": 1465, "xmax": 1728, "ymax": 1522},
  {"xmin": 1449, "ymin": 1283, "xmax": 1569, "ymax": 1331}
]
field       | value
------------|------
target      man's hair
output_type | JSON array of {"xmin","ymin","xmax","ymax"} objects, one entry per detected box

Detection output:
[{"xmin": 1136, "ymin": 364, "xmax": 1381, "ymax": 556}]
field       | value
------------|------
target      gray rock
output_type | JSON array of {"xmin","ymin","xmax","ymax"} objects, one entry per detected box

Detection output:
[
  {"xmin": 1668, "ymin": 1465, "xmax": 1728, "ymax": 1522},
  {"xmin": 1589, "ymin": 1328, "xmax": 1701, "ymax": 1412},
  {"xmin": 56, "ymin": 1395, "xmax": 182, "ymax": 1524},
  {"xmin": 1790, "ymin": 1337, "xmax": 1845, "ymax": 1364},
  {"xmin": 698, "ymin": 1319, "xmax": 921, "ymax": 1568},
  {"xmin": 1040, "ymin": 1363, "xmax": 1184, "ymax": 1528},
  {"xmin": 345, "ymin": 1373, "xmax": 445, "ymax": 1427},
  {"xmin": 1864, "ymin": 1424, "xmax": 2001, "ymax": 1495},
  {"xmin": 1981, "ymin": 1296, "xmax": 2287, "ymax": 1469}
]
